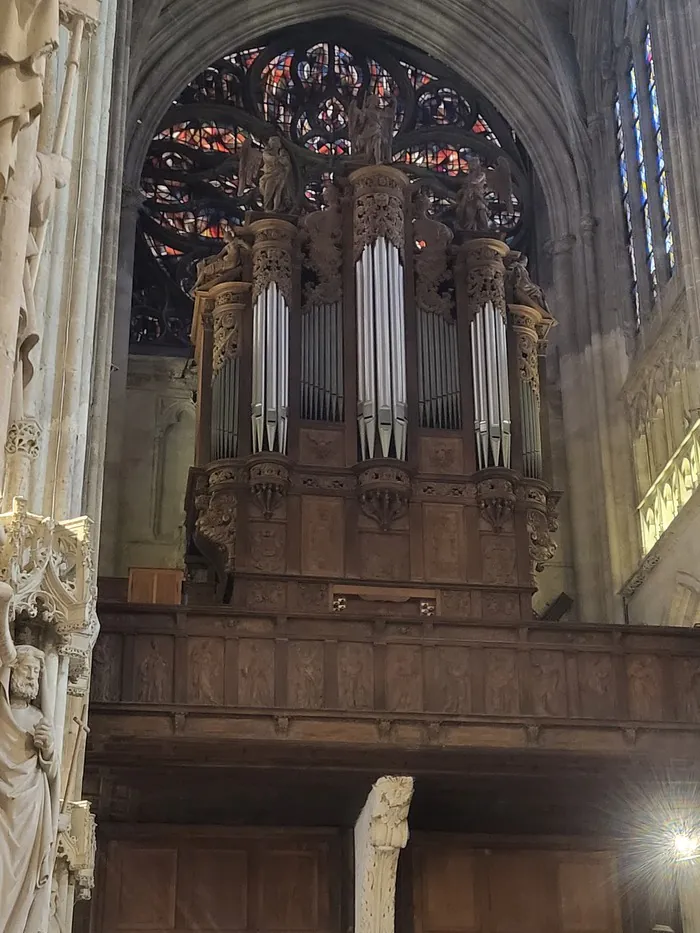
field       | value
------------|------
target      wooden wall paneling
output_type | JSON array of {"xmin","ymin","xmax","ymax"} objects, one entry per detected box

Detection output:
[
  {"xmin": 386, "ymin": 643, "xmax": 424, "ymax": 712},
  {"xmin": 237, "ymin": 638, "xmax": 276, "ymax": 707},
  {"xmin": 105, "ymin": 843, "xmax": 177, "ymax": 931},
  {"xmin": 257, "ymin": 846, "xmax": 322, "ymax": 931},
  {"xmin": 484, "ymin": 649, "xmax": 519, "ymax": 715},
  {"xmin": 673, "ymin": 655, "xmax": 700, "ymax": 721},
  {"xmin": 626, "ymin": 654, "xmax": 664, "ymax": 721},
  {"xmin": 529, "ymin": 649, "xmax": 568, "ymax": 717},
  {"xmin": 175, "ymin": 845, "xmax": 249, "ymax": 930},
  {"xmin": 577, "ymin": 653, "xmax": 616, "ymax": 719},
  {"xmin": 418, "ymin": 845, "xmax": 479, "ymax": 933},
  {"xmin": 132, "ymin": 634, "xmax": 174, "ymax": 703},
  {"xmin": 556, "ymin": 853, "xmax": 622, "ymax": 933},
  {"xmin": 426, "ymin": 645, "xmax": 471, "ymax": 714},
  {"xmin": 422, "ymin": 503, "xmax": 466, "ymax": 582},
  {"xmin": 186, "ymin": 636, "xmax": 225, "ymax": 705},
  {"xmin": 337, "ymin": 641, "xmax": 374, "ymax": 710},
  {"xmin": 224, "ymin": 635, "xmax": 239, "ymax": 705},
  {"xmin": 323, "ymin": 639, "xmax": 339, "ymax": 708},
  {"xmin": 287, "ymin": 640, "xmax": 325, "ymax": 709},
  {"xmin": 486, "ymin": 851, "xmax": 558, "ymax": 933},
  {"xmin": 91, "ymin": 632, "xmax": 124, "ymax": 702},
  {"xmin": 301, "ymin": 496, "xmax": 345, "ymax": 576}
]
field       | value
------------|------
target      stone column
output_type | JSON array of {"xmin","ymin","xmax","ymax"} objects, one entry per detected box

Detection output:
[
  {"xmin": 355, "ymin": 776, "xmax": 414, "ymax": 933},
  {"xmin": 678, "ymin": 862, "xmax": 700, "ymax": 933}
]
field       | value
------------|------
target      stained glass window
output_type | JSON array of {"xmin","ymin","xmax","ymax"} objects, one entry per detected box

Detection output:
[
  {"xmin": 134, "ymin": 23, "xmax": 530, "ymax": 351},
  {"xmin": 614, "ymin": 21, "xmax": 675, "ymax": 327},
  {"xmin": 643, "ymin": 25, "xmax": 674, "ymax": 271}
]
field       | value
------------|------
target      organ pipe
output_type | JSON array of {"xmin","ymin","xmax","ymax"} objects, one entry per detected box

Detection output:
[
  {"xmin": 351, "ymin": 166, "xmax": 410, "ymax": 461},
  {"xmin": 464, "ymin": 239, "xmax": 511, "ymax": 470}
]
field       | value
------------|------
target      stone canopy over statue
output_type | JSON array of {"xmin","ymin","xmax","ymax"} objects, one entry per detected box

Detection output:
[{"xmin": 0, "ymin": 574, "xmax": 58, "ymax": 933}]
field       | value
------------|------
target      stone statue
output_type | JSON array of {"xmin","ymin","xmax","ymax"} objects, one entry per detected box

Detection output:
[
  {"xmin": 505, "ymin": 251, "xmax": 550, "ymax": 313},
  {"xmin": 238, "ymin": 136, "xmax": 294, "ymax": 213},
  {"xmin": 0, "ymin": 577, "xmax": 58, "ymax": 933},
  {"xmin": 11, "ymin": 151, "xmax": 70, "ymax": 424},
  {"xmin": 0, "ymin": 0, "xmax": 59, "ymax": 199},
  {"xmin": 191, "ymin": 226, "xmax": 249, "ymax": 293},
  {"xmin": 455, "ymin": 160, "xmax": 490, "ymax": 232},
  {"xmin": 348, "ymin": 93, "xmax": 396, "ymax": 164}
]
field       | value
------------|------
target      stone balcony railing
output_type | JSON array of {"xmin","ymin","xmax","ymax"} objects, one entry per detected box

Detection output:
[
  {"xmin": 89, "ymin": 602, "xmax": 700, "ymax": 760},
  {"xmin": 639, "ymin": 416, "xmax": 700, "ymax": 554}
]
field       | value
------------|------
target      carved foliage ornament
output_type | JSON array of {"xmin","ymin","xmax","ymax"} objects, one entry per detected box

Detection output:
[
  {"xmin": 195, "ymin": 489, "xmax": 237, "ymax": 572},
  {"xmin": 353, "ymin": 169, "xmax": 407, "ymax": 261},
  {"xmin": 357, "ymin": 465, "xmax": 411, "ymax": 531},
  {"xmin": 56, "ymin": 800, "xmax": 97, "ymax": 901},
  {"xmin": 4, "ymin": 418, "xmax": 42, "ymax": 458},
  {"xmin": 464, "ymin": 242, "xmax": 508, "ymax": 320},
  {"xmin": 476, "ymin": 476, "xmax": 515, "ymax": 532},
  {"xmin": 302, "ymin": 183, "xmax": 343, "ymax": 308},
  {"xmin": 0, "ymin": 498, "xmax": 98, "ymax": 686},
  {"xmin": 211, "ymin": 284, "xmax": 249, "ymax": 376},
  {"xmin": 413, "ymin": 189, "xmax": 454, "ymax": 321},
  {"xmin": 526, "ymin": 493, "xmax": 559, "ymax": 573},
  {"xmin": 249, "ymin": 458, "xmax": 290, "ymax": 520}
]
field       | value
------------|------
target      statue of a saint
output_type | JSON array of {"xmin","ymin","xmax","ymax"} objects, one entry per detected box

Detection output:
[
  {"xmin": 238, "ymin": 136, "xmax": 294, "ymax": 214},
  {"xmin": 0, "ymin": 578, "xmax": 58, "ymax": 933},
  {"xmin": 455, "ymin": 160, "xmax": 490, "ymax": 232},
  {"xmin": 505, "ymin": 251, "xmax": 550, "ymax": 313},
  {"xmin": 0, "ymin": 0, "xmax": 59, "ymax": 198},
  {"xmin": 348, "ymin": 93, "xmax": 396, "ymax": 164}
]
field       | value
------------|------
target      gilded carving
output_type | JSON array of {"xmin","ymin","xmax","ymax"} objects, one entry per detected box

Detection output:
[{"xmin": 413, "ymin": 188, "xmax": 453, "ymax": 321}]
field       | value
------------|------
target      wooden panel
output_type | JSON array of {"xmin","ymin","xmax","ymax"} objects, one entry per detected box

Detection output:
[
  {"xmin": 128, "ymin": 568, "xmax": 183, "ymax": 606},
  {"xmin": 187, "ymin": 637, "xmax": 225, "ymax": 705},
  {"xmin": 426, "ymin": 646, "xmax": 471, "ymax": 714},
  {"xmin": 132, "ymin": 635, "xmax": 174, "ymax": 703},
  {"xmin": 486, "ymin": 852, "xmax": 557, "ymax": 933},
  {"xmin": 484, "ymin": 649, "xmax": 519, "ymax": 714},
  {"xmin": 176, "ymin": 848, "xmax": 248, "ymax": 930},
  {"xmin": 248, "ymin": 523, "xmax": 286, "ymax": 573},
  {"xmin": 359, "ymin": 531, "xmax": 410, "ymax": 580},
  {"xmin": 530, "ymin": 650, "xmax": 567, "ymax": 717},
  {"xmin": 577, "ymin": 654, "xmax": 615, "ymax": 719},
  {"xmin": 558, "ymin": 855, "xmax": 618, "ymax": 933},
  {"xmin": 91, "ymin": 633, "xmax": 123, "ymax": 702},
  {"xmin": 288, "ymin": 641, "xmax": 325, "ymax": 709},
  {"xmin": 386, "ymin": 644, "xmax": 423, "ymax": 711},
  {"xmin": 675, "ymin": 657, "xmax": 700, "ymax": 721},
  {"xmin": 114, "ymin": 846, "xmax": 177, "ymax": 930},
  {"xmin": 419, "ymin": 436, "xmax": 464, "ymax": 474},
  {"xmin": 481, "ymin": 536, "xmax": 517, "ymax": 585},
  {"xmin": 337, "ymin": 642, "xmax": 374, "ymax": 709},
  {"xmin": 299, "ymin": 427, "xmax": 344, "ymax": 466},
  {"xmin": 258, "ymin": 849, "xmax": 320, "ymax": 930},
  {"xmin": 422, "ymin": 504, "xmax": 466, "ymax": 582},
  {"xmin": 301, "ymin": 497, "xmax": 345, "ymax": 576},
  {"xmin": 238, "ymin": 639, "xmax": 275, "ymax": 707},
  {"xmin": 626, "ymin": 655, "xmax": 663, "ymax": 721},
  {"xmin": 420, "ymin": 847, "xmax": 478, "ymax": 932}
]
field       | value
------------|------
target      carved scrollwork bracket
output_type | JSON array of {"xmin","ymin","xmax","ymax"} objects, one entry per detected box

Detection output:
[
  {"xmin": 194, "ymin": 470, "xmax": 240, "ymax": 574},
  {"xmin": 523, "ymin": 482, "xmax": 560, "ymax": 574},
  {"xmin": 356, "ymin": 462, "xmax": 411, "ymax": 531},
  {"xmin": 476, "ymin": 474, "xmax": 516, "ymax": 532},
  {"xmin": 248, "ymin": 455, "xmax": 290, "ymax": 519}
]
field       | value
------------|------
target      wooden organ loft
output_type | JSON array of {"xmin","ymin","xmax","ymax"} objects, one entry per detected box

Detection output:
[
  {"xmin": 184, "ymin": 151, "xmax": 558, "ymax": 618},
  {"xmin": 87, "ymin": 83, "xmax": 700, "ymax": 933}
]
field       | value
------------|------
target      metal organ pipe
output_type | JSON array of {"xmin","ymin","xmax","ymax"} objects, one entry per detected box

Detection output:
[{"xmin": 352, "ymin": 166, "xmax": 409, "ymax": 462}]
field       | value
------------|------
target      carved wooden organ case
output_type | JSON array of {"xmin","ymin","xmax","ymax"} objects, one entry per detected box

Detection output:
[{"xmin": 186, "ymin": 161, "xmax": 558, "ymax": 620}]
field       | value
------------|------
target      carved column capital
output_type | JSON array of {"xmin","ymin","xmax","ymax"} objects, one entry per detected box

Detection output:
[
  {"xmin": 508, "ymin": 305, "xmax": 543, "ymax": 400},
  {"xmin": 209, "ymin": 281, "xmax": 251, "ymax": 377}
]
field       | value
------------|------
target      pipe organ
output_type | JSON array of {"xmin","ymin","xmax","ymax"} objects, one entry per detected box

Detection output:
[{"xmin": 187, "ymin": 155, "xmax": 558, "ymax": 618}]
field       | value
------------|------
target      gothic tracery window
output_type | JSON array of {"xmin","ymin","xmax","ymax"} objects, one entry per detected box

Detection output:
[
  {"xmin": 132, "ymin": 23, "xmax": 531, "ymax": 352},
  {"xmin": 614, "ymin": 18, "xmax": 674, "ymax": 326}
]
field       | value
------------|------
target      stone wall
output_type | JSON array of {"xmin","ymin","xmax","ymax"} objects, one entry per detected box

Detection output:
[{"xmin": 105, "ymin": 355, "xmax": 195, "ymax": 576}]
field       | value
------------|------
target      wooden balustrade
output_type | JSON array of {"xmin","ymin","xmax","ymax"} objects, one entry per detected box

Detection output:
[{"xmin": 90, "ymin": 604, "xmax": 700, "ymax": 757}]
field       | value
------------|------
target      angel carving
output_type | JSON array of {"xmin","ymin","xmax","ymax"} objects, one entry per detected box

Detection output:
[
  {"xmin": 348, "ymin": 93, "xmax": 396, "ymax": 164},
  {"xmin": 238, "ymin": 136, "xmax": 294, "ymax": 213},
  {"xmin": 504, "ymin": 251, "xmax": 550, "ymax": 313},
  {"xmin": 455, "ymin": 156, "xmax": 512, "ymax": 233}
]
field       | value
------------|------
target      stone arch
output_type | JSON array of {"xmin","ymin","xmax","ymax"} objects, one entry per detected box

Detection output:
[{"xmin": 124, "ymin": 0, "xmax": 586, "ymax": 243}]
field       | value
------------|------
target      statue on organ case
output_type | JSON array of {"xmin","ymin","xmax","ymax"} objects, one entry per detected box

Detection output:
[
  {"xmin": 504, "ymin": 251, "xmax": 551, "ymax": 314},
  {"xmin": 238, "ymin": 136, "xmax": 294, "ymax": 213},
  {"xmin": 348, "ymin": 93, "xmax": 396, "ymax": 164},
  {"xmin": 0, "ymin": 571, "xmax": 58, "ymax": 933}
]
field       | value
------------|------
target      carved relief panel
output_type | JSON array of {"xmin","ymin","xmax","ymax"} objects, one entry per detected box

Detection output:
[
  {"xmin": 288, "ymin": 640, "xmax": 325, "ymax": 709},
  {"xmin": 422, "ymin": 504, "xmax": 466, "ymax": 582},
  {"xmin": 133, "ymin": 635, "xmax": 174, "ymax": 703},
  {"xmin": 301, "ymin": 497, "xmax": 345, "ymax": 576},
  {"xmin": 91, "ymin": 633, "xmax": 123, "ymax": 702},
  {"xmin": 238, "ymin": 639, "xmax": 276, "ymax": 707},
  {"xmin": 337, "ymin": 642, "xmax": 374, "ymax": 709},
  {"xmin": 187, "ymin": 636, "xmax": 225, "ymax": 705}
]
